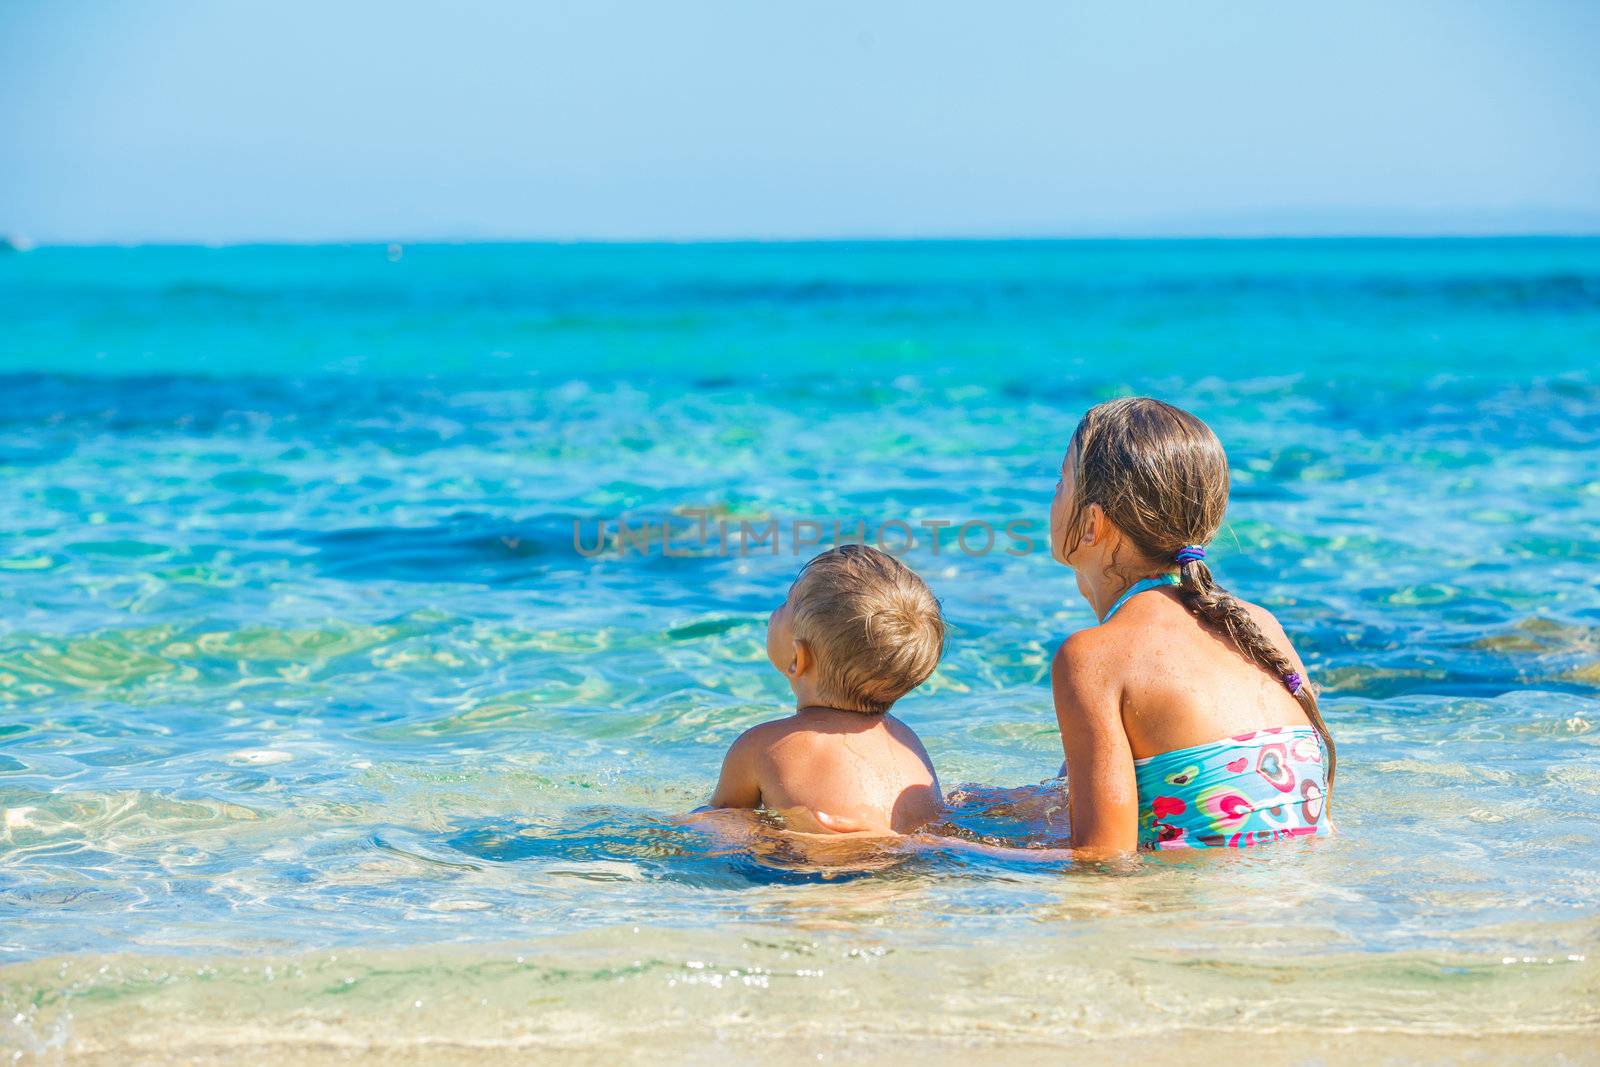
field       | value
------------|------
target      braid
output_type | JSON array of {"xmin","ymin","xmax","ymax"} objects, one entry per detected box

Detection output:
[{"xmin": 1176, "ymin": 557, "xmax": 1337, "ymax": 792}]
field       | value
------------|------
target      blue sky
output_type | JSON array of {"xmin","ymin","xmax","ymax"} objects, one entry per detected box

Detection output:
[{"xmin": 2, "ymin": 1, "xmax": 1597, "ymax": 243}]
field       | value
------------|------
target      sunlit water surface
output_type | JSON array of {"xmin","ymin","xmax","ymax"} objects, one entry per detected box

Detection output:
[{"xmin": 1, "ymin": 241, "xmax": 1597, "ymax": 1061}]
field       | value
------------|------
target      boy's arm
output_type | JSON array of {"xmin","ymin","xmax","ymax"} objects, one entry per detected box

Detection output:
[{"xmin": 709, "ymin": 729, "xmax": 763, "ymax": 808}]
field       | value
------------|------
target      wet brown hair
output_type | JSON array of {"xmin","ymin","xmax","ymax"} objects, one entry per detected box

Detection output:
[
  {"xmin": 788, "ymin": 544, "xmax": 945, "ymax": 714},
  {"xmin": 1063, "ymin": 397, "xmax": 1336, "ymax": 790}
]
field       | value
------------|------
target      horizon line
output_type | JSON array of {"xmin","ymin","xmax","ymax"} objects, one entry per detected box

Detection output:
[{"xmin": 9, "ymin": 230, "xmax": 1600, "ymax": 251}]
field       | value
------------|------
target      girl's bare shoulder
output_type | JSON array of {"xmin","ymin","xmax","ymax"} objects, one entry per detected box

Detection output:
[{"xmin": 1050, "ymin": 626, "xmax": 1124, "ymax": 716}]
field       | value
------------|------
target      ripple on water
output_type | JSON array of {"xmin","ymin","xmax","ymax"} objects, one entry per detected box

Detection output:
[
  {"xmin": 192, "ymin": 624, "xmax": 401, "ymax": 662},
  {"xmin": 0, "ymin": 637, "xmax": 179, "ymax": 693}
]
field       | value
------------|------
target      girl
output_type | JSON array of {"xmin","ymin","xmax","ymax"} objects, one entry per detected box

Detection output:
[{"xmin": 1050, "ymin": 397, "xmax": 1334, "ymax": 853}]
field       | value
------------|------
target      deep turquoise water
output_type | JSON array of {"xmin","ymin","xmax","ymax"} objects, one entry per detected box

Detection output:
[{"xmin": 1, "ymin": 240, "xmax": 1597, "ymax": 1057}]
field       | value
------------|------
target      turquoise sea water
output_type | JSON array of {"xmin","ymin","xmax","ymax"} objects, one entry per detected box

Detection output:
[{"xmin": 2, "ymin": 240, "xmax": 1598, "ymax": 1060}]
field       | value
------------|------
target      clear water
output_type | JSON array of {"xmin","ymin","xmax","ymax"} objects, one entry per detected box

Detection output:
[{"xmin": 1, "ymin": 240, "xmax": 1598, "ymax": 1060}]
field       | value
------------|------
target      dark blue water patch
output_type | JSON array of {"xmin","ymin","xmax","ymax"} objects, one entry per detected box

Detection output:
[
  {"xmin": 3, "ymin": 372, "xmax": 1595, "ymax": 464},
  {"xmin": 284, "ymin": 509, "xmax": 875, "ymax": 592},
  {"xmin": 442, "ymin": 791, "xmax": 1074, "ymax": 873},
  {"xmin": 709, "ymin": 860, "xmax": 859, "ymax": 885},
  {"xmin": 438, "ymin": 803, "xmax": 1087, "ymax": 886},
  {"xmin": 0, "ymin": 372, "xmax": 449, "ymax": 435},
  {"xmin": 1003, "ymin": 374, "xmax": 1600, "ymax": 451},
  {"xmin": 0, "ymin": 435, "xmax": 78, "ymax": 467},
  {"xmin": 287, "ymin": 512, "xmax": 740, "ymax": 586},
  {"xmin": 295, "ymin": 515, "xmax": 563, "ymax": 584},
  {"xmin": 440, "ymin": 810, "xmax": 887, "ymax": 886},
  {"xmin": 1319, "ymin": 663, "xmax": 1574, "ymax": 700},
  {"xmin": 0, "ymin": 373, "xmax": 520, "ymax": 458},
  {"xmin": 934, "ymin": 782, "xmax": 1071, "ymax": 847},
  {"xmin": 1370, "ymin": 272, "xmax": 1600, "ymax": 312},
  {"xmin": 12, "ymin": 248, "xmax": 1600, "ymax": 313},
  {"xmin": 442, "ymin": 812, "xmax": 699, "ymax": 865}
]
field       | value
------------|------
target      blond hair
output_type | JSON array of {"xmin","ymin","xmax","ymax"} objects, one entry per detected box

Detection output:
[
  {"xmin": 787, "ymin": 544, "xmax": 945, "ymax": 713},
  {"xmin": 1064, "ymin": 397, "xmax": 1337, "ymax": 792}
]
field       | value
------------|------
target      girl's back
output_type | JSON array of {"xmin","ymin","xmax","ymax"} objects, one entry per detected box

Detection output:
[{"xmin": 1094, "ymin": 589, "xmax": 1310, "ymax": 759}]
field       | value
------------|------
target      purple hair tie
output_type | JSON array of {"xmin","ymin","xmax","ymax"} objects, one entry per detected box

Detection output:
[
  {"xmin": 1283, "ymin": 672, "xmax": 1304, "ymax": 695},
  {"xmin": 1174, "ymin": 545, "xmax": 1206, "ymax": 564}
]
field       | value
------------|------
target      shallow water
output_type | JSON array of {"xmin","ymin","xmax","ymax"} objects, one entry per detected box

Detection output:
[{"xmin": 2, "ymin": 240, "xmax": 1598, "ymax": 1060}]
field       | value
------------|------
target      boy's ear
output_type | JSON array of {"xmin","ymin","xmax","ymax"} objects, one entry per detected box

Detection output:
[{"xmin": 790, "ymin": 639, "xmax": 815, "ymax": 678}]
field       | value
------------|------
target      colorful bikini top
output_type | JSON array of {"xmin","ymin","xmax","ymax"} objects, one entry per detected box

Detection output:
[{"xmin": 1135, "ymin": 728, "xmax": 1329, "ymax": 849}]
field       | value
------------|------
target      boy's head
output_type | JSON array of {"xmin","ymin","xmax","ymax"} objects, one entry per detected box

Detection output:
[{"xmin": 766, "ymin": 544, "xmax": 944, "ymax": 713}]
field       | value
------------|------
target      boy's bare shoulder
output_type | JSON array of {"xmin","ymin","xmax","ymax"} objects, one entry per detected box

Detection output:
[
  {"xmin": 881, "ymin": 712, "xmax": 931, "ymax": 751},
  {"xmin": 728, "ymin": 714, "xmax": 807, "ymax": 756}
]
